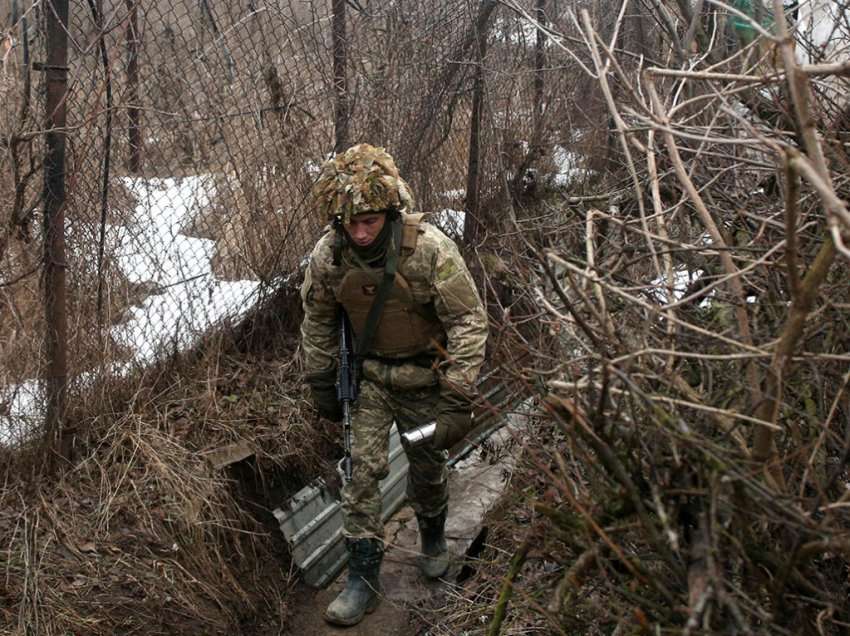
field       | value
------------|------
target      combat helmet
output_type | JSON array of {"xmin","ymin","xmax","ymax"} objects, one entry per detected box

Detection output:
[{"xmin": 313, "ymin": 143, "xmax": 415, "ymax": 224}]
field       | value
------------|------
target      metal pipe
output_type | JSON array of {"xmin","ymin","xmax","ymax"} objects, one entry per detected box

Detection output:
[{"xmin": 401, "ymin": 421, "xmax": 437, "ymax": 447}]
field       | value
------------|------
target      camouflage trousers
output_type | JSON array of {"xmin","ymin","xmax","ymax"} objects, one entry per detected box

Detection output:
[{"xmin": 342, "ymin": 378, "xmax": 448, "ymax": 539}]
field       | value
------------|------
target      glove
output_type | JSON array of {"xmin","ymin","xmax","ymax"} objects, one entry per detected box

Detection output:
[
  {"xmin": 433, "ymin": 390, "xmax": 473, "ymax": 451},
  {"xmin": 306, "ymin": 369, "xmax": 343, "ymax": 423}
]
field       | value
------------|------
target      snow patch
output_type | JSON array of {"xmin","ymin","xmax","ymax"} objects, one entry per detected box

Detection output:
[
  {"xmin": 551, "ymin": 145, "xmax": 592, "ymax": 187},
  {"xmin": 494, "ymin": 15, "xmax": 557, "ymax": 49},
  {"xmin": 432, "ymin": 208, "xmax": 466, "ymax": 239},
  {"xmin": 109, "ymin": 176, "xmax": 260, "ymax": 364},
  {"xmin": 304, "ymin": 159, "xmax": 321, "ymax": 177},
  {"xmin": 442, "ymin": 189, "xmax": 466, "ymax": 202},
  {"xmin": 650, "ymin": 268, "xmax": 708, "ymax": 305},
  {"xmin": 0, "ymin": 381, "xmax": 41, "ymax": 446},
  {"xmin": 2, "ymin": 175, "xmax": 263, "ymax": 445},
  {"xmin": 794, "ymin": 1, "xmax": 848, "ymax": 106}
]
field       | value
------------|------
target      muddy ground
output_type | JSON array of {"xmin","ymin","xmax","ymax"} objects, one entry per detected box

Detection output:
[{"xmin": 285, "ymin": 428, "xmax": 518, "ymax": 635}]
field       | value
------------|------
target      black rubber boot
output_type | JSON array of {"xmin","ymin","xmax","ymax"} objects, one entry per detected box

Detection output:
[
  {"xmin": 324, "ymin": 538, "xmax": 383, "ymax": 626},
  {"xmin": 416, "ymin": 510, "xmax": 450, "ymax": 579}
]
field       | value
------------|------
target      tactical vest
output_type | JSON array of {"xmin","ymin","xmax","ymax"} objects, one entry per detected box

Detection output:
[{"xmin": 336, "ymin": 213, "xmax": 446, "ymax": 358}]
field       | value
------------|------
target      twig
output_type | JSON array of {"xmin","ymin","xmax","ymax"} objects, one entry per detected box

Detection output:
[
  {"xmin": 646, "ymin": 76, "xmax": 765, "ymax": 463},
  {"xmin": 486, "ymin": 536, "xmax": 531, "ymax": 636},
  {"xmin": 547, "ymin": 545, "xmax": 600, "ymax": 613},
  {"xmin": 580, "ymin": 9, "xmax": 662, "ymax": 283},
  {"xmin": 585, "ymin": 209, "xmax": 616, "ymax": 339},
  {"xmin": 546, "ymin": 251, "xmax": 766, "ymax": 354},
  {"xmin": 783, "ymin": 152, "xmax": 802, "ymax": 301},
  {"xmin": 749, "ymin": 2, "xmax": 844, "ymax": 472}
]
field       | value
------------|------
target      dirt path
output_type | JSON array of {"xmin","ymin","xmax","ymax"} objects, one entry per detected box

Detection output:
[{"xmin": 286, "ymin": 433, "xmax": 515, "ymax": 635}]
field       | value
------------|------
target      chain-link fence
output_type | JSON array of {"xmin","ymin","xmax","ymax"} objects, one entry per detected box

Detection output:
[{"xmin": 1, "ymin": 0, "xmax": 587, "ymax": 448}]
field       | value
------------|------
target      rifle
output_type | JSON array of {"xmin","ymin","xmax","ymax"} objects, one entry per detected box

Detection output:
[{"xmin": 336, "ymin": 309, "xmax": 358, "ymax": 482}]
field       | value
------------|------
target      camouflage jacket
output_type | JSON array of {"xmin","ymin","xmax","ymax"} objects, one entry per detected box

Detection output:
[{"xmin": 300, "ymin": 217, "xmax": 488, "ymax": 392}]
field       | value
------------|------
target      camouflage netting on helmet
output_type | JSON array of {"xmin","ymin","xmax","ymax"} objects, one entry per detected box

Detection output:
[{"xmin": 313, "ymin": 143, "xmax": 415, "ymax": 223}]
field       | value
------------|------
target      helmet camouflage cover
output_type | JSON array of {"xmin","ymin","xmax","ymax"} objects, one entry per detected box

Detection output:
[{"xmin": 313, "ymin": 143, "xmax": 415, "ymax": 223}]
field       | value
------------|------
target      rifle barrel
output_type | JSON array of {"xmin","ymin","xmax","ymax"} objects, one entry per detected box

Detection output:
[{"xmin": 338, "ymin": 310, "xmax": 357, "ymax": 482}]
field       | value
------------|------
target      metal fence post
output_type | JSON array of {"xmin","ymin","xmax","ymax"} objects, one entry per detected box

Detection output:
[
  {"xmin": 42, "ymin": 0, "xmax": 71, "ymax": 463},
  {"xmin": 94, "ymin": 0, "xmax": 114, "ymax": 332},
  {"xmin": 126, "ymin": 0, "xmax": 142, "ymax": 174}
]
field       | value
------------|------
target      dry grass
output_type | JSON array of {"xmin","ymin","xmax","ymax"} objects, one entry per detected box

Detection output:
[{"xmin": 0, "ymin": 287, "xmax": 340, "ymax": 635}]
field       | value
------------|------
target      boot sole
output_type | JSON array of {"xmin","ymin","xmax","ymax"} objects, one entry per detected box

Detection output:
[
  {"xmin": 417, "ymin": 554, "xmax": 450, "ymax": 579},
  {"xmin": 323, "ymin": 596, "xmax": 381, "ymax": 626}
]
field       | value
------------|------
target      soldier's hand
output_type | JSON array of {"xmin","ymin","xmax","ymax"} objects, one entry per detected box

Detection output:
[
  {"xmin": 306, "ymin": 370, "xmax": 343, "ymax": 423},
  {"xmin": 313, "ymin": 388, "xmax": 343, "ymax": 422},
  {"xmin": 433, "ymin": 391, "xmax": 472, "ymax": 450}
]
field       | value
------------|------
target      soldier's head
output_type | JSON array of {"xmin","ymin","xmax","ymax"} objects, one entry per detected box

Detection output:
[{"xmin": 313, "ymin": 144, "xmax": 414, "ymax": 247}]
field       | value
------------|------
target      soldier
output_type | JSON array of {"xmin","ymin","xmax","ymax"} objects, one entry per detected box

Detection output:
[{"xmin": 300, "ymin": 143, "xmax": 488, "ymax": 626}]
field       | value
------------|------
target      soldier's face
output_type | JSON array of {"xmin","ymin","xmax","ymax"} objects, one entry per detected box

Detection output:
[{"xmin": 344, "ymin": 212, "xmax": 386, "ymax": 247}]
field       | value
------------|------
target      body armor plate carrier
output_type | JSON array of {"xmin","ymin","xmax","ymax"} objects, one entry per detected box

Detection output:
[{"xmin": 336, "ymin": 213, "xmax": 446, "ymax": 358}]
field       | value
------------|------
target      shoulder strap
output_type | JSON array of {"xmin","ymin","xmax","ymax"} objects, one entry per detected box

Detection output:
[
  {"xmin": 401, "ymin": 212, "xmax": 426, "ymax": 255},
  {"xmin": 356, "ymin": 218, "xmax": 403, "ymax": 358},
  {"xmin": 332, "ymin": 219, "xmax": 344, "ymax": 266}
]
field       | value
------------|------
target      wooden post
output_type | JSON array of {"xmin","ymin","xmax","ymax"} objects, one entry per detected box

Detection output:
[
  {"xmin": 42, "ymin": 0, "xmax": 71, "ymax": 463},
  {"xmin": 532, "ymin": 0, "xmax": 547, "ymax": 136},
  {"xmin": 463, "ymin": 1, "xmax": 491, "ymax": 245}
]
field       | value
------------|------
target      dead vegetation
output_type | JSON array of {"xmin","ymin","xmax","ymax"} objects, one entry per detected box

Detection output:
[
  {"xmin": 0, "ymin": 285, "xmax": 343, "ymax": 635},
  {"xmin": 422, "ymin": 1, "xmax": 850, "ymax": 634}
]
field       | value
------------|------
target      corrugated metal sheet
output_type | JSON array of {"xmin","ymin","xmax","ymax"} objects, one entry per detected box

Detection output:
[
  {"xmin": 274, "ymin": 423, "xmax": 410, "ymax": 588},
  {"xmin": 274, "ymin": 372, "xmax": 518, "ymax": 588}
]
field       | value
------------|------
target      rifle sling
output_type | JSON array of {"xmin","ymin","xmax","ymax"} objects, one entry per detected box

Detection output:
[{"xmin": 355, "ymin": 218, "xmax": 402, "ymax": 359}]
